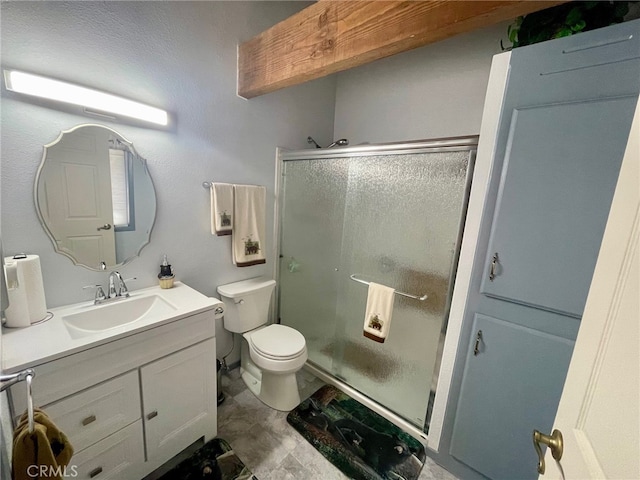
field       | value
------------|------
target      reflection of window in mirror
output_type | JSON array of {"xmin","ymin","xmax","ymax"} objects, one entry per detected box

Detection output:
[{"xmin": 109, "ymin": 147, "xmax": 135, "ymax": 231}]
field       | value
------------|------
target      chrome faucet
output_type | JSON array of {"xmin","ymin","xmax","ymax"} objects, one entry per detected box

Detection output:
[
  {"xmin": 84, "ymin": 272, "xmax": 136, "ymax": 305},
  {"xmin": 83, "ymin": 284, "xmax": 107, "ymax": 304},
  {"xmin": 108, "ymin": 271, "xmax": 130, "ymax": 298}
]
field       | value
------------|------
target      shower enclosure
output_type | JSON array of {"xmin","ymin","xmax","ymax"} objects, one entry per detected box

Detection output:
[{"xmin": 277, "ymin": 137, "xmax": 476, "ymax": 434}]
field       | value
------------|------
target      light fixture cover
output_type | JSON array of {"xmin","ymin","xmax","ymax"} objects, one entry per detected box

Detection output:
[{"xmin": 3, "ymin": 70, "xmax": 168, "ymax": 126}]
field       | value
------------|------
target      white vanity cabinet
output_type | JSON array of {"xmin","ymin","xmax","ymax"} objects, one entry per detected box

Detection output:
[{"xmin": 7, "ymin": 303, "xmax": 220, "ymax": 480}]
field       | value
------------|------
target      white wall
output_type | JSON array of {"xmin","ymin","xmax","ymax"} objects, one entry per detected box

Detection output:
[
  {"xmin": 0, "ymin": 1, "xmax": 336, "ymax": 365},
  {"xmin": 333, "ymin": 22, "xmax": 509, "ymax": 144}
]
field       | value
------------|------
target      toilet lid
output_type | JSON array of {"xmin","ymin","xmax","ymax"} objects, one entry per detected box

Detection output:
[{"xmin": 249, "ymin": 324, "xmax": 306, "ymax": 360}]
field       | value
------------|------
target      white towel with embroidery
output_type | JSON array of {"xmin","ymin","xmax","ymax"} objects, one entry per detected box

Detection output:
[
  {"xmin": 232, "ymin": 184, "xmax": 266, "ymax": 267},
  {"xmin": 211, "ymin": 183, "xmax": 234, "ymax": 236},
  {"xmin": 363, "ymin": 282, "xmax": 395, "ymax": 343}
]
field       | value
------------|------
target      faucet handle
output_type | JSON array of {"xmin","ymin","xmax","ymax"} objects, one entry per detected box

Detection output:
[
  {"xmin": 83, "ymin": 285, "xmax": 107, "ymax": 303},
  {"xmin": 120, "ymin": 277, "xmax": 137, "ymax": 297}
]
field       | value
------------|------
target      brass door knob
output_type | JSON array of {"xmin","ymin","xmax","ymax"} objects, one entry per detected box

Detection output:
[{"xmin": 533, "ymin": 429, "xmax": 563, "ymax": 474}]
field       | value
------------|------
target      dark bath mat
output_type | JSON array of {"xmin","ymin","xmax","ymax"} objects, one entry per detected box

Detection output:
[
  {"xmin": 158, "ymin": 438, "xmax": 256, "ymax": 480},
  {"xmin": 287, "ymin": 385, "xmax": 426, "ymax": 480}
]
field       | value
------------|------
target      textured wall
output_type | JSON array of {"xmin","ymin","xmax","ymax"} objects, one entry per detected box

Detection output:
[
  {"xmin": 333, "ymin": 22, "xmax": 508, "ymax": 145},
  {"xmin": 0, "ymin": 1, "xmax": 336, "ymax": 363}
]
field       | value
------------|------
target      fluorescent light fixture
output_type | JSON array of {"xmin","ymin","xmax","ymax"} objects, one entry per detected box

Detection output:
[{"xmin": 4, "ymin": 70, "xmax": 168, "ymax": 126}]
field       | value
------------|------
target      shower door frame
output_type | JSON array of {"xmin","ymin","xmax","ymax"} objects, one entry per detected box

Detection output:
[{"xmin": 273, "ymin": 136, "xmax": 478, "ymax": 444}]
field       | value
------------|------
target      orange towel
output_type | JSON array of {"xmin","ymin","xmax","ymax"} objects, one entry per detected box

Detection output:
[{"xmin": 12, "ymin": 408, "xmax": 74, "ymax": 480}]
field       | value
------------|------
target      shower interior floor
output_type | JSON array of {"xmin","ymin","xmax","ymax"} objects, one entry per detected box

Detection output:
[{"xmin": 216, "ymin": 367, "xmax": 458, "ymax": 480}]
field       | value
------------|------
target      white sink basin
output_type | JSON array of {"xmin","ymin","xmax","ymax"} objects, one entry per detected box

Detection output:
[
  {"xmin": 63, "ymin": 294, "xmax": 177, "ymax": 337},
  {"xmin": 2, "ymin": 282, "xmax": 224, "ymax": 372}
]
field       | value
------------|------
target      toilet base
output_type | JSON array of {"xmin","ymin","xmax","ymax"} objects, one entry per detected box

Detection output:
[{"xmin": 240, "ymin": 366, "xmax": 301, "ymax": 411}]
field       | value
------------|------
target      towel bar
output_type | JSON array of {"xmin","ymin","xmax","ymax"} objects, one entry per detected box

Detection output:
[
  {"xmin": 349, "ymin": 274, "xmax": 428, "ymax": 301},
  {"xmin": 1, "ymin": 368, "xmax": 35, "ymax": 433},
  {"xmin": 203, "ymin": 180, "xmax": 264, "ymax": 190}
]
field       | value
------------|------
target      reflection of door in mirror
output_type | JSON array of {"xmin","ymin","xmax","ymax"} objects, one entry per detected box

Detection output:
[
  {"xmin": 37, "ymin": 127, "xmax": 117, "ymax": 266},
  {"xmin": 36, "ymin": 124, "xmax": 157, "ymax": 270}
]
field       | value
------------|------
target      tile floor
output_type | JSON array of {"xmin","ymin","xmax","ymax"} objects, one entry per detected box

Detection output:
[{"xmin": 217, "ymin": 368, "xmax": 458, "ymax": 480}]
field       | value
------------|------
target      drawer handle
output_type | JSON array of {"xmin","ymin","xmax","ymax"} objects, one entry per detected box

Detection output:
[
  {"xmin": 147, "ymin": 410, "xmax": 158, "ymax": 420},
  {"xmin": 82, "ymin": 415, "xmax": 97, "ymax": 426},
  {"xmin": 89, "ymin": 466, "xmax": 103, "ymax": 478}
]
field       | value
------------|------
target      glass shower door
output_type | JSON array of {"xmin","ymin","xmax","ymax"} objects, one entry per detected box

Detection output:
[
  {"xmin": 278, "ymin": 158, "xmax": 349, "ymax": 372},
  {"xmin": 279, "ymin": 146, "xmax": 473, "ymax": 429}
]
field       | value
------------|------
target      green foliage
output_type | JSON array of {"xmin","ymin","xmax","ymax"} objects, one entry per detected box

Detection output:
[{"xmin": 505, "ymin": 1, "xmax": 634, "ymax": 49}]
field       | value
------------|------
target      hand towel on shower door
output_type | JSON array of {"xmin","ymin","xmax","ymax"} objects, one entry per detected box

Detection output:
[
  {"xmin": 232, "ymin": 185, "xmax": 266, "ymax": 267},
  {"xmin": 363, "ymin": 282, "xmax": 395, "ymax": 343},
  {"xmin": 210, "ymin": 183, "xmax": 234, "ymax": 236}
]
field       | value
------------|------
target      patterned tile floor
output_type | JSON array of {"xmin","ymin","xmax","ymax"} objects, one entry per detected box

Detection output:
[{"xmin": 217, "ymin": 368, "xmax": 459, "ymax": 480}]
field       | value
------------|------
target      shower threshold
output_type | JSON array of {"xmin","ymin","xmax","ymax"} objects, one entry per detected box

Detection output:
[{"xmin": 302, "ymin": 361, "xmax": 429, "ymax": 448}]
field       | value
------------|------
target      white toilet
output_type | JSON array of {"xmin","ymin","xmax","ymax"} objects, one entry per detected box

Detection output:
[{"xmin": 217, "ymin": 277, "xmax": 307, "ymax": 411}]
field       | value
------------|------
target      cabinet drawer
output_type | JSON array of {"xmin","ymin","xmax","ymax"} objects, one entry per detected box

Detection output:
[
  {"xmin": 43, "ymin": 371, "xmax": 140, "ymax": 453},
  {"xmin": 70, "ymin": 420, "xmax": 144, "ymax": 480}
]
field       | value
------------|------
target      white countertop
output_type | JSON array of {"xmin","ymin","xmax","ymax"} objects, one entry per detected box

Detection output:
[{"xmin": 2, "ymin": 282, "xmax": 223, "ymax": 372}]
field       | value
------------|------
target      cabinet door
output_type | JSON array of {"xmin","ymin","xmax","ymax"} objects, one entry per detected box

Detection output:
[
  {"xmin": 141, "ymin": 339, "xmax": 216, "ymax": 462},
  {"xmin": 479, "ymin": 96, "xmax": 637, "ymax": 317},
  {"xmin": 476, "ymin": 20, "xmax": 640, "ymax": 318},
  {"xmin": 450, "ymin": 315, "xmax": 574, "ymax": 480}
]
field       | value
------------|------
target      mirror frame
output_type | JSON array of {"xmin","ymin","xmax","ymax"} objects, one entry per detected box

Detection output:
[{"xmin": 34, "ymin": 124, "xmax": 157, "ymax": 271}]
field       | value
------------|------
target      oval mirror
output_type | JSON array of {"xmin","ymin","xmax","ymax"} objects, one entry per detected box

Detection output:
[{"xmin": 35, "ymin": 124, "xmax": 156, "ymax": 271}]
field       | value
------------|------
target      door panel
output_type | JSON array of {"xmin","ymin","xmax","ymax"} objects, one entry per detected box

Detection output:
[
  {"xmin": 543, "ymin": 99, "xmax": 639, "ymax": 479},
  {"xmin": 480, "ymin": 96, "xmax": 637, "ymax": 317}
]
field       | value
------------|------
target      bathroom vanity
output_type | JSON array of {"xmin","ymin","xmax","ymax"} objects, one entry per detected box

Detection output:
[{"xmin": 2, "ymin": 282, "xmax": 222, "ymax": 480}]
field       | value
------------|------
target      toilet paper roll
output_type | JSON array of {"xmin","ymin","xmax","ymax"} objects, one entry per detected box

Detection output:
[
  {"xmin": 3, "ymin": 255, "xmax": 48, "ymax": 326},
  {"xmin": 3, "ymin": 261, "xmax": 31, "ymax": 328}
]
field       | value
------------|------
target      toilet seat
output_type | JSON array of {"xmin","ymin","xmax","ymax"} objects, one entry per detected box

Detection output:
[{"xmin": 248, "ymin": 324, "xmax": 306, "ymax": 361}]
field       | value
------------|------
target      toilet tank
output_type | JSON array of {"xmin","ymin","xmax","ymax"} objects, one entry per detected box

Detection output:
[{"xmin": 217, "ymin": 277, "xmax": 276, "ymax": 333}]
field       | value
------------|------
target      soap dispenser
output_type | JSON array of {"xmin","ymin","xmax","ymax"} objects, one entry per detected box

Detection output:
[{"xmin": 158, "ymin": 254, "xmax": 175, "ymax": 289}]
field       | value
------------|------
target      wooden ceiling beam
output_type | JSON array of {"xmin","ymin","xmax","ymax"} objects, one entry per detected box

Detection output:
[{"xmin": 238, "ymin": 0, "xmax": 567, "ymax": 99}]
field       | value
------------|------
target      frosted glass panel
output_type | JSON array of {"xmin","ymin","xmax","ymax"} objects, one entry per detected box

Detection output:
[
  {"xmin": 279, "ymin": 159, "xmax": 349, "ymax": 372},
  {"xmin": 279, "ymin": 149, "xmax": 472, "ymax": 429}
]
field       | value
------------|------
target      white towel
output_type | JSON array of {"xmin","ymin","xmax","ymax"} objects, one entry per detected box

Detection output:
[
  {"xmin": 211, "ymin": 183, "xmax": 234, "ymax": 236},
  {"xmin": 232, "ymin": 185, "xmax": 266, "ymax": 267},
  {"xmin": 363, "ymin": 282, "xmax": 395, "ymax": 343}
]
